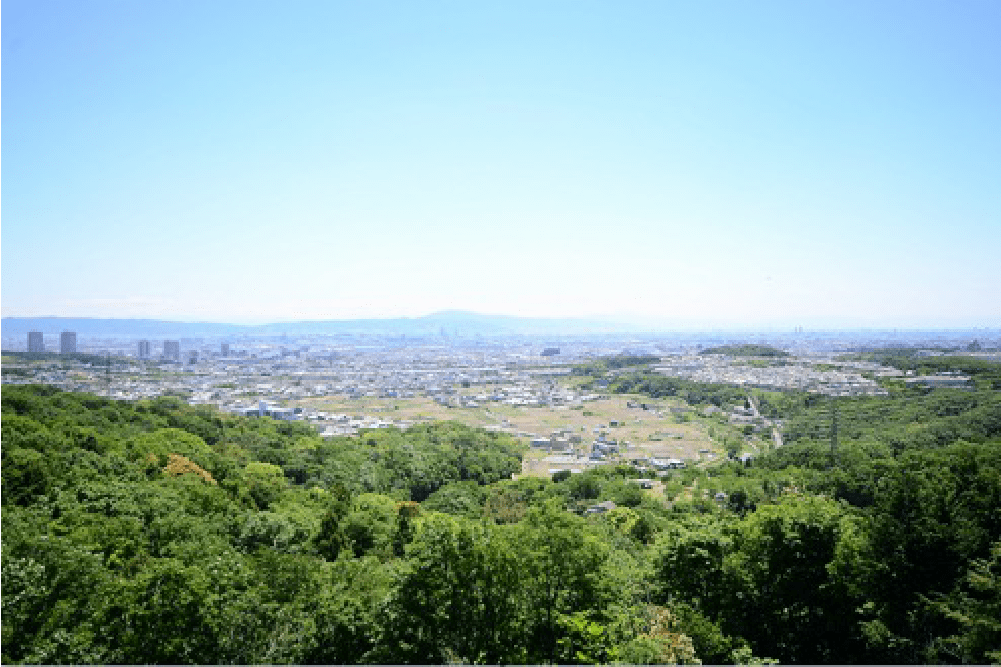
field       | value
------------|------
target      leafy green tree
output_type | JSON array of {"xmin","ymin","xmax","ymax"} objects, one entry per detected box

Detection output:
[
  {"xmin": 604, "ymin": 506, "xmax": 658, "ymax": 546},
  {"xmin": 2, "ymin": 511, "xmax": 116, "ymax": 664},
  {"xmin": 106, "ymin": 557, "xmax": 218, "ymax": 663},
  {"xmin": 421, "ymin": 480, "xmax": 486, "ymax": 517},
  {"xmin": 2, "ymin": 445, "xmax": 55, "ymax": 506},
  {"xmin": 340, "ymin": 493, "xmax": 400, "ymax": 559},
  {"xmin": 304, "ymin": 556, "xmax": 395, "ymax": 664},
  {"xmin": 604, "ymin": 479, "xmax": 644, "ymax": 508},
  {"xmin": 1, "ymin": 414, "xmax": 69, "ymax": 506},
  {"xmin": 722, "ymin": 495, "xmax": 863, "ymax": 663},
  {"xmin": 669, "ymin": 602, "xmax": 755, "ymax": 665},
  {"xmin": 615, "ymin": 606, "xmax": 700, "ymax": 665},
  {"xmin": 130, "ymin": 428, "xmax": 223, "ymax": 478},
  {"xmin": 845, "ymin": 441, "xmax": 1001, "ymax": 662},
  {"xmin": 235, "ymin": 511, "xmax": 312, "ymax": 553},
  {"xmin": 376, "ymin": 513, "xmax": 526, "ymax": 664},
  {"xmin": 552, "ymin": 468, "xmax": 572, "ymax": 483},
  {"xmin": 567, "ymin": 472, "xmax": 602, "ymax": 502},
  {"xmin": 312, "ymin": 484, "xmax": 352, "ymax": 561},
  {"xmin": 923, "ymin": 540, "xmax": 1001, "ymax": 664},
  {"xmin": 556, "ymin": 611, "xmax": 612, "ymax": 663},
  {"xmin": 482, "ymin": 481, "xmax": 535, "ymax": 523},
  {"xmin": 239, "ymin": 461, "xmax": 288, "ymax": 510},
  {"xmin": 515, "ymin": 500, "xmax": 611, "ymax": 663}
]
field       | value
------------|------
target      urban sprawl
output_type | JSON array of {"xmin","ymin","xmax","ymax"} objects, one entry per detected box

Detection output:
[{"xmin": 7, "ymin": 329, "xmax": 992, "ymax": 453}]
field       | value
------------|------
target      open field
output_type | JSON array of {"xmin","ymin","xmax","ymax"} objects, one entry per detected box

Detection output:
[
  {"xmin": 299, "ymin": 395, "xmax": 497, "ymax": 426},
  {"xmin": 299, "ymin": 391, "xmax": 721, "ymax": 478}
]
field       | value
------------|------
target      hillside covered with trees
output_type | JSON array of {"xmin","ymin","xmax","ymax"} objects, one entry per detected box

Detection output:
[
  {"xmin": 3, "ymin": 382, "xmax": 1000, "ymax": 664},
  {"xmin": 699, "ymin": 344, "xmax": 790, "ymax": 358}
]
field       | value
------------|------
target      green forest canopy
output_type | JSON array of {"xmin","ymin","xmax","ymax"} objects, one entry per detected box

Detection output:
[
  {"xmin": 3, "ymin": 383, "xmax": 1000, "ymax": 664},
  {"xmin": 571, "ymin": 354, "xmax": 661, "ymax": 376},
  {"xmin": 699, "ymin": 344, "xmax": 790, "ymax": 357}
]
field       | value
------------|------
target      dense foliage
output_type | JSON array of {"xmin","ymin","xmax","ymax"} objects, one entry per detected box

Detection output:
[
  {"xmin": 609, "ymin": 372, "xmax": 749, "ymax": 408},
  {"xmin": 842, "ymin": 350, "xmax": 1001, "ymax": 390},
  {"xmin": 2, "ymin": 351, "xmax": 122, "ymax": 369},
  {"xmin": 572, "ymin": 355, "xmax": 661, "ymax": 376},
  {"xmin": 3, "ymin": 383, "xmax": 1000, "ymax": 664},
  {"xmin": 699, "ymin": 344, "xmax": 790, "ymax": 358}
]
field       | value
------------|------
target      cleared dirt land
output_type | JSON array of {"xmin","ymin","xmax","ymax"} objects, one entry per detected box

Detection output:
[{"xmin": 300, "ymin": 391, "xmax": 721, "ymax": 478}]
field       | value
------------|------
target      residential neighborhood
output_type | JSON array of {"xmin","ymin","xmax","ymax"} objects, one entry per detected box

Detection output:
[{"xmin": 6, "ymin": 327, "xmax": 995, "ymax": 473}]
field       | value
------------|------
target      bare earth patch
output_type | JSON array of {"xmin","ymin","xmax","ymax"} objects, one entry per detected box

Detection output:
[{"xmin": 300, "ymin": 391, "xmax": 720, "ymax": 479}]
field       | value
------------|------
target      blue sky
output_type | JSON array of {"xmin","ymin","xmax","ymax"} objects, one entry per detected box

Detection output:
[{"xmin": 3, "ymin": 0, "xmax": 999, "ymax": 328}]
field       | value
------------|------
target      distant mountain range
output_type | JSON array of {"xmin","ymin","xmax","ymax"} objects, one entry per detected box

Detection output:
[{"xmin": 1, "ymin": 311, "xmax": 643, "ymax": 338}]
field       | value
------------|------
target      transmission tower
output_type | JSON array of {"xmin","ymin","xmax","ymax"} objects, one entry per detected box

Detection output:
[{"xmin": 830, "ymin": 395, "xmax": 839, "ymax": 469}]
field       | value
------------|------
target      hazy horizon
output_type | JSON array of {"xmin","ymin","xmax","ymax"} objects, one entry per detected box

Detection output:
[
  {"xmin": 4, "ymin": 1, "xmax": 999, "ymax": 330},
  {"xmin": 3, "ymin": 310, "xmax": 998, "ymax": 336}
]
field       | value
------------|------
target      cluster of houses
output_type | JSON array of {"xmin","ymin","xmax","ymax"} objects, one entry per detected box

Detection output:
[
  {"xmin": 652, "ymin": 355, "xmax": 890, "ymax": 396},
  {"xmin": 431, "ymin": 385, "xmax": 600, "ymax": 409},
  {"xmin": 230, "ymin": 401, "xmax": 298, "ymax": 420},
  {"xmin": 638, "ymin": 457, "xmax": 687, "ymax": 471},
  {"xmin": 529, "ymin": 423, "xmax": 628, "ymax": 463},
  {"xmin": 223, "ymin": 400, "xmax": 411, "ymax": 436}
]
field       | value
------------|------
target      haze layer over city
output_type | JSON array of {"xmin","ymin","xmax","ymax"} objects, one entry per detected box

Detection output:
[{"xmin": 3, "ymin": 312, "xmax": 998, "ymax": 445}]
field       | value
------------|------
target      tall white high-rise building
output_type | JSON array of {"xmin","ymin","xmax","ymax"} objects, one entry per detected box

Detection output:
[
  {"xmin": 138, "ymin": 340, "xmax": 152, "ymax": 359},
  {"xmin": 60, "ymin": 331, "xmax": 77, "ymax": 355},
  {"xmin": 28, "ymin": 331, "xmax": 44, "ymax": 353}
]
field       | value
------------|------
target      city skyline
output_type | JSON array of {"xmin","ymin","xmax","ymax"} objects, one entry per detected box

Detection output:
[
  {"xmin": 4, "ymin": 313, "xmax": 997, "ymax": 344},
  {"xmin": 3, "ymin": 0, "xmax": 999, "ymax": 329}
]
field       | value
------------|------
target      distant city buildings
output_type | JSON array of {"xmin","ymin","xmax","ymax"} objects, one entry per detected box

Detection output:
[
  {"xmin": 163, "ymin": 340, "xmax": 180, "ymax": 361},
  {"xmin": 28, "ymin": 331, "xmax": 44, "ymax": 353},
  {"xmin": 5, "ymin": 329, "xmax": 994, "ymax": 449},
  {"xmin": 60, "ymin": 331, "xmax": 77, "ymax": 355}
]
